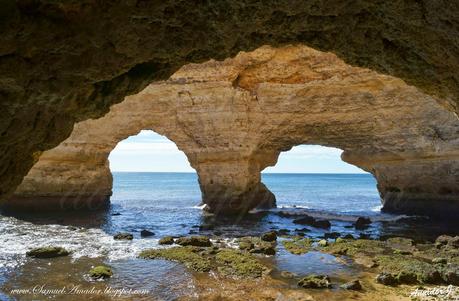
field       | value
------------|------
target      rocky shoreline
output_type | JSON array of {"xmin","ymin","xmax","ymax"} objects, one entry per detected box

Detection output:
[{"xmin": 18, "ymin": 226, "xmax": 458, "ymax": 300}]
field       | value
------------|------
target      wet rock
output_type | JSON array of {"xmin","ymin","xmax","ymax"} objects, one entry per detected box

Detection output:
[
  {"xmin": 158, "ymin": 236, "xmax": 174, "ymax": 245},
  {"xmin": 176, "ymin": 236, "xmax": 212, "ymax": 247},
  {"xmin": 293, "ymin": 215, "xmax": 315, "ymax": 225},
  {"xmin": 140, "ymin": 230, "xmax": 155, "ymax": 237},
  {"xmin": 324, "ymin": 232, "xmax": 340, "ymax": 239},
  {"xmin": 340, "ymin": 279, "xmax": 362, "ymax": 290},
  {"xmin": 198, "ymin": 224, "xmax": 214, "ymax": 231},
  {"xmin": 393, "ymin": 249, "xmax": 413, "ymax": 255},
  {"xmin": 281, "ymin": 271, "xmax": 297, "ymax": 279},
  {"xmin": 239, "ymin": 237, "xmax": 276, "ymax": 255},
  {"xmin": 282, "ymin": 238, "xmax": 313, "ymax": 255},
  {"xmin": 435, "ymin": 235, "xmax": 459, "ymax": 249},
  {"xmin": 89, "ymin": 266, "xmax": 113, "ymax": 279},
  {"xmin": 26, "ymin": 247, "xmax": 70, "ymax": 258},
  {"xmin": 139, "ymin": 246, "xmax": 211, "ymax": 272},
  {"xmin": 376, "ymin": 254, "xmax": 443, "ymax": 284},
  {"xmin": 359, "ymin": 233, "xmax": 371, "ymax": 239},
  {"xmin": 298, "ymin": 275, "xmax": 331, "ymax": 289},
  {"xmin": 250, "ymin": 241, "xmax": 276, "ymax": 256},
  {"xmin": 354, "ymin": 253, "xmax": 378, "ymax": 268},
  {"xmin": 317, "ymin": 239, "xmax": 328, "ymax": 247},
  {"xmin": 216, "ymin": 249, "xmax": 270, "ymax": 278},
  {"xmin": 354, "ymin": 217, "xmax": 371, "ymax": 230},
  {"xmin": 386, "ymin": 237, "xmax": 415, "ymax": 252},
  {"xmin": 313, "ymin": 220, "xmax": 331, "ymax": 229},
  {"xmin": 111, "ymin": 212, "xmax": 121, "ymax": 216},
  {"xmin": 432, "ymin": 257, "xmax": 448, "ymax": 264},
  {"xmin": 441, "ymin": 265, "xmax": 459, "ymax": 285},
  {"xmin": 113, "ymin": 232, "xmax": 133, "ymax": 240},
  {"xmin": 238, "ymin": 239, "xmax": 254, "ymax": 251},
  {"xmin": 343, "ymin": 234, "xmax": 355, "ymax": 239},
  {"xmin": 293, "ymin": 215, "xmax": 330, "ymax": 229},
  {"xmin": 376, "ymin": 273, "xmax": 398, "ymax": 286},
  {"xmin": 277, "ymin": 229, "xmax": 290, "ymax": 235},
  {"xmin": 261, "ymin": 231, "xmax": 277, "ymax": 242}
]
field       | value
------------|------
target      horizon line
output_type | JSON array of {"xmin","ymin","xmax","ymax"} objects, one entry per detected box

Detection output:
[{"xmin": 111, "ymin": 171, "xmax": 368, "ymax": 174}]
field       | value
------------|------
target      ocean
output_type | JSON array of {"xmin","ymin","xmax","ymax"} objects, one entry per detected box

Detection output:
[{"xmin": 0, "ymin": 172, "xmax": 457, "ymax": 300}]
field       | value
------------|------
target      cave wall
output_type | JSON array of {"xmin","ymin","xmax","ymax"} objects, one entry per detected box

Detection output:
[
  {"xmin": 1, "ymin": 0, "xmax": 459, "ymax": 201},
  {"xmin": 10, "ymin": 45, "xmax": 459, "ymax": 216}
]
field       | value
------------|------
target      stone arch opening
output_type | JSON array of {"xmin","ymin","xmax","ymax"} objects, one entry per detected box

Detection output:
[
  {"xmin": 108, "ymin": 130, "xmax": 194, "ymax": 173},
  {"xmin": 9, "ymin": 45, "xmax": 459, "ymax": 217},
  {"xmin": 262, "ymin": 145, "xmax": 381, "ymax": 213}
]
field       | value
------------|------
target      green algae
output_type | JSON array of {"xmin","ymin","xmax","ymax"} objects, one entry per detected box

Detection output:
[
  {"xmin": 139, "ymin": 246, "xmax": 211, "ymax": 272},
  {"xmin": 216, "ymin": 249, "xmax": 270, "ymax": 278},
  {"xmin": 282, "ymin": 237, "xmax": 312, "ymax": 255},
  {"xmin": 89, "ymin": 266, "xmax": 113, "ymax": 279}
]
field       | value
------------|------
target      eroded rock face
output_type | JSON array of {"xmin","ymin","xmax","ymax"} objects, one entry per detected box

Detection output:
[
  {"xmin": 1, "ymin": 1, "xmax": 459, "ymax": 202},
  {"xmin": 9, "ymin": 45, "xmax": 459, "ymax": 216}
]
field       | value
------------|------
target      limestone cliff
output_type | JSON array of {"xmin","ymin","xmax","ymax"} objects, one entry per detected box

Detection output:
[
  {"xmin": 1, "ymin": 1, "xmax": 459, "ymax": 202},
  {"xmin": 10, "ymin": 45, "xmax": 459, "ymax": 216}
]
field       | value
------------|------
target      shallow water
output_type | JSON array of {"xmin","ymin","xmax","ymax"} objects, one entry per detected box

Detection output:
[{"xmin": 0, "ymin": 172, "xmax": 458, "ymax": 300}]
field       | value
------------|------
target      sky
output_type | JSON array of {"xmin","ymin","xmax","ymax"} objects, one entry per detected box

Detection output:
[{"xmin": 108, "ymin": 130, "xmax": 366, "ymax": 173}]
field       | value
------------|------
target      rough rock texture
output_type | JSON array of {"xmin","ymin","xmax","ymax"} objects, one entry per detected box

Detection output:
[
  {"xmin": 9, "ymin": 45, "xmax": 459, "ymax": 216},
  {"xmin": 1, "ymin": 1, "xmax": 459, "ymax": 202}
]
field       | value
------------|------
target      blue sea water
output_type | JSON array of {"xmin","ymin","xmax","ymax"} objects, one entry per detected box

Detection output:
[
  {"xmin": 105, "ymin": 172, "xmax": 389, "ymax": 239},
  {"xmin": 1, "ymin": 172, "xmax": 457, "ymax": 301}
]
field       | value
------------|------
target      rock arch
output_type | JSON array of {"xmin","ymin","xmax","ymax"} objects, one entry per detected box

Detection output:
[{"xmin": 9, "ymin": 45, "xmax": 459, "ymax": 216}]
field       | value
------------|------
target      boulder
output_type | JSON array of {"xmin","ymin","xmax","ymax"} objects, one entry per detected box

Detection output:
[
  {"xmin": 158, "ymin": 236, "xmax": 174, "ymax": 245},
  {"xmin": 26, "ymin": 247, "xmax": 70, "ymax": 258},
  {"xmin": 113, "ymin": 232, "xmax": 133, "ymax": 240},
  {"xmin": 340, "ymin": 279, "xmax": 362, "ymax": 290},
  {"xmin": 354, "ymin": 217, "xmax": 372, "ymax": 230},
  {"xmin": 89, "ymin": 266, "xmax": 113, "ymax": 279},
  {"xmin": 176, "ymin": 236, "xmax": 212, "ymax": 247},
  {"xmin": 261, "ymin": 231, "xmax": 277, "ymax": 242},
  {"xmin": 140, "ymin": 230, "xmax": 155, "ymax": 237},
  {"xmin": 298, "ymin": 275, "xmax": 332, "ymax": 289}
]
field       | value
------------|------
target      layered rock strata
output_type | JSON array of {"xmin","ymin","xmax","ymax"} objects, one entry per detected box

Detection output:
[
  {"xmin": 1, "ymin": 1, "xmax": 459, "ymax": 201},
  {"xmin": 9, "ymin": 45, "xmax": 459, "ymax": 216}
]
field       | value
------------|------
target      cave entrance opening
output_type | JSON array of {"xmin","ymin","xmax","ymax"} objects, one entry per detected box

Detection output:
[
  {"xmin": 107, "ymin": 130, "xmax": 202, "ymax": 208},
  {"xmin": 261, "ymin": 145, "xmax": 381, "ymax": 215}
]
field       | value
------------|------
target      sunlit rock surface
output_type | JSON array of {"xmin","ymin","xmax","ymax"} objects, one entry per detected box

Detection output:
[
  {"xmin": 9, "ymin": 45, "xmax": 459, "ymax": 216},
  {"xmin": 1, "ymin": 1, "xmax": 459, "ymax": 202}
]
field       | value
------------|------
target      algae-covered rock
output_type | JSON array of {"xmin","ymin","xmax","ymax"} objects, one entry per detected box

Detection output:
[
  {"xmin": 317, "ymin": 239, "xmax": 328, "ymax": 247},
  {"xmin": 354, "ymin": 217, "xmax": 371, "ymax": 230},
  {"xmin": 113, "ymin": 232, "xmax": 133, "ymax": 240},
  {"xmin": 261, "ymin": 231, "xmax": 277, "ymax": 242},
  {"xmin": 89, "ymin": 266, "xmax": 113, "ymax": 279},
  {"xmin": 282, "ymin": 238, "xmax": 313, "ymax": 255},
  {"xmin": 176, "ymin": 236, "xmax": 212, "ymax": 247},
  {"xmin": 26, "ymin": 247, "xmax": 70, "ymax": 258},
  {"xmin": 238, "ymin": 239, "xmax": 254, "ymax": 251},
  {"xmin": 216, "ymin": 249, "xmax": 270, "ymax": 278},
  {"xmin": 376, "ymin": 273, "xmax": 398, "ymax": 286},
  {"xmin": 250, "ymin": 242, "xmax": 276, "ymax": 255},
  {"xmin": 340, "ymin": 279, "xmax": 362, "ymax": 290},
  {"xmin": 281, "ymin": 271, "xmax": 297, "ymax": 279},
  {"xmin": 139, "ymin": 246, "xmax": 211, "ymax": 272},
  {"xmin": 158, "ymin": 236, "xmax": 174, "ymax": 245},
  {"xmin": 298, "ymin": 275, "xmax": 331, "ymax": 289},
  {"xmin": 375, "ymin": 255, "xmax": 443, "ymax": 284},
  {"xmin": 238, "ymin": 237, "xmax": 276, "ymax": 255},
  {"xmin": 386, "ymin": 237, "xmax": 415, "ymax": 253},
  {"xmin": 322, "ymin": 239, "xmax": 385, "ymax": 257}
]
